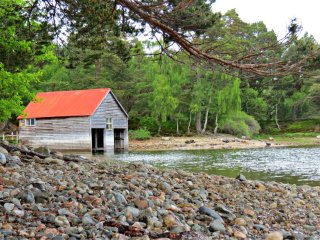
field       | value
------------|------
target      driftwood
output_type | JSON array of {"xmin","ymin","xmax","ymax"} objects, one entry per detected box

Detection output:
[
  {"xmin": 0, "ymin": 142, "xmax": 89, "ymax": 162},
  {"xmin": 0, "ymin": 142, "xmax": 47, "ymax": 158}
]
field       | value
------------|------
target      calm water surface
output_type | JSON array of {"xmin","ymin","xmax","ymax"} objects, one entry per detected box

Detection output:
[{"xmin": 95, "ymin": 147, "xmax": 320, "ymax": 186}]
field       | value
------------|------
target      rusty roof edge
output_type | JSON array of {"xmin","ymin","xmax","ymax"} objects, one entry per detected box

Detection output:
[{"xmin": 18, "ymin": 114, "xmax": 92, "ymax": 120}]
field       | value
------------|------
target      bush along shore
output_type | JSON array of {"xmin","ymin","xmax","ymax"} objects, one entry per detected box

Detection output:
[{"xmin": 0, "ymin": 143, "xmax": 320, "ymax": 240}]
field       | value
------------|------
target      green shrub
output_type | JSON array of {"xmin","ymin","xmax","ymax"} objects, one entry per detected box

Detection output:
[
  {"xmin": 160, "ymin": 120, "xmax": 177, "ymax": 135},
  {"xmin": 286, "ymin": 119, "xmax": 320, "ymax": 132},
  {"xmin": 129, "ymin": 128, "xmax": 151, "ymax": 140},
  {"xmin": 139, "ymin": 117, "xmax": 158, "ymax": 134},
  {"xmin": 221, "ymin": 112, "xmax": 261, "ymax": 137},
  {"xmin": 261, "ymin": 126, "xmax": 281, "ymax": 134}
]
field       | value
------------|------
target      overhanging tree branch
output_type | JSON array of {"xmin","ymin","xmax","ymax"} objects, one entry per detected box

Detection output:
[{"xmin": 115, "ymin": 0, "xmax": 319, "ymax": 76}]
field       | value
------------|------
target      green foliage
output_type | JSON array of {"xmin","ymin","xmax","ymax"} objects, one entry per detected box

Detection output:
[
  {"xmin": 254, "ymin": 132, "xmax": 319, "ymax": 143},
  {"xmin": 279, "ymin": 132, "xmax": 319, "ymax": 137},
  {"xmin": 254, "ymin": 132, "xmax": 319, "ymax": 147},
  {"xmin": 140, "ymin": 55, "xmax": 190, "ymax": 132},
  {"xmin": 139, "ymin": 117, "xmax": 158, "ymax": 135},
  {"xmin": 284, "ymin": 91, "xmax": 310, "ymax": 120},
  {"xmin": 286, "ymin": 119, "xmax": 320, "ymax": 132},
  {"xmin": 261, "ymin": 126, "xmax": 282, "ymax": 134},
  {"xmin": 241, "ymin": 88, "xmax": 268, "ymax": 123},
  {"xmin": 0, "ymin": 65, "xmax": 39, "ymax": 121},
  {"xmin": 221, "ymin": 112, "xmax": 261, "ymax": 137},
  {"xmin": 2, "ymin": 0, "xmax": 318, "ymax": 139},
  {"xmin": 213, "ymin": 74, "xmax": 241, "ymax": 115},
  {"xmin": 0, "ymin": 0, "xmax": 53, "ymax": 121},
  {"xmin": 161, "ymin": 120, "xmax": 188, "ymax": 136},
  {"xmin": 129, "ymin": 129, "xmax": 151, "ymax": 140},
  {"xmin": 203, "ymin": 9, "xmax": 278, "ymax": 63}
]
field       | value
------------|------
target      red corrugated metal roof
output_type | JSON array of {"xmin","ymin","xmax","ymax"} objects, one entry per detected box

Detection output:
[{"xmin": 18, "ymin": 88, "xmax": 110, "ymax": 119}]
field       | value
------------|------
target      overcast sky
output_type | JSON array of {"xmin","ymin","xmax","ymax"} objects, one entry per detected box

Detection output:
[{"xmin": 213, "ymin": 0, "xmax": 319, "ymax": 42}]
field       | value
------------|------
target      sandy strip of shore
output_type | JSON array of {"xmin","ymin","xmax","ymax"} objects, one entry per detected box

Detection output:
[{"xmin": 129, "ymin": 134, "xmax": 287, "ymax": 152}]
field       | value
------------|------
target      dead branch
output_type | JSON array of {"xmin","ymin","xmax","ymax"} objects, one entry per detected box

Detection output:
[{"xmin": 0, "ymin": 142, "xmax": 89, "ymax": 162}]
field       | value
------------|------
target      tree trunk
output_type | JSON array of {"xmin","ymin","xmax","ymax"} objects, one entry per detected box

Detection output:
[
  {"xmin": 176, "ymin": 119, "xmax": 179, "ymax": 134},
  {"xmin": 214, "ymin": 113, "xmax": 219, "ymax": 134},
  {"xmin": 157, "ymin": 123, "xmax": 162, "ymax": 135},
  {"xmin": 275, "ymin": 104, "xmax": 281, "ymax": 130},
  {"xmin": 195, "ymin": 112, "xmax": 202, "ymax": 134},
  {"xmin": 187, "ymin": 111, "xmax": 192, "ymax": 134},
  {"xmin": 201, "ymin": 107, "xmax": 209, "ymax": 134},
  {"xmin": 292, "ymin": 106, "xmax": 297, "ymax": 121}
]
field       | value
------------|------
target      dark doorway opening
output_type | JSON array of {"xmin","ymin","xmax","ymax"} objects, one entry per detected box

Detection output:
[
  {"xmin": 92, "ymin": 128, "xmax": 104, "ymax": 152},
  {"xmin": 114, "ymin": 129, "xmax": 125, "ymax": 151}
]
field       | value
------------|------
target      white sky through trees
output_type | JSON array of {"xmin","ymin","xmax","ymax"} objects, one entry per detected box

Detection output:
[{"xmin": 213, "ymin": 0, "xmax": 320, "ymax": 42}]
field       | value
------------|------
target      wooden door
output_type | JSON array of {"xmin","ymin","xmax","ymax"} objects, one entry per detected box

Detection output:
[{"xmin": 114, "ymin": 129, "xmax": 125, "ymax": 150}]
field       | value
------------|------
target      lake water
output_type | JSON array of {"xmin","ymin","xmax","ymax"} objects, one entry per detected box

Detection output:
[{"xmin": 94, "ymin": 146, "xmax": 320, "ymax": 186}]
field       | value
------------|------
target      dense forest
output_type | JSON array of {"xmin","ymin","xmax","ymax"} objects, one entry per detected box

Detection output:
[{"xmin": 1, "ymin": 0, "xmax": 320, "ymax": 137}]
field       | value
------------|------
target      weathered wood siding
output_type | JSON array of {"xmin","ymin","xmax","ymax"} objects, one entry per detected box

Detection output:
[
  {"xmin": 91, "ymin": 92, "xmax": 128, "ymax": 151},
  {"xmin": 19, "ymin": 117, "xmax": 91, "ymax": 150},
  {"xmin": 19, "ymin": 91, "xmax": 128, "ymax": 151}
]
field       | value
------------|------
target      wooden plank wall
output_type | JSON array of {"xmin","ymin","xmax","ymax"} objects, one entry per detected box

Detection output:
[
  {"xmin": 91, "ymin": 93, "xmax": 128, "ymax": 150},
  {"xmin": 19, "ymin": 117, "xmax": 91, "ymax": 150},
  {"xmin": 19, "ymin": 92, "xmax": 128, "ymax": 151}
]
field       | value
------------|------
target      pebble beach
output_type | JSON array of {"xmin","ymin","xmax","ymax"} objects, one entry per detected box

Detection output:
[{"xmin": 0, "ymin": 144, "xmax": 320, "ymax": 239}]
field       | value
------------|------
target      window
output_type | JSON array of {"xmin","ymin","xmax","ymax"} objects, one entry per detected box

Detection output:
[
  {"xmin": 25, "ymin": 118, "xmax": 36, "ymax": 126},
  {"xmin": 106, "ymin": 118, "xmax": 112, "ymax": 130}
]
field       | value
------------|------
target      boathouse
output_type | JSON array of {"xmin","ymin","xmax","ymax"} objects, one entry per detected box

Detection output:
[{"xmin": 18, "ymin": 88, "xmax": 128, "ymax": 152}]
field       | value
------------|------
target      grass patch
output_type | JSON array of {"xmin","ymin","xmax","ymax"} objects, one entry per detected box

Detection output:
[
  {"xmin": 129, "ymin": 128, "xmax": 151, "ymax": 140},
  {"xmin": 262, "ymin": 119, "xmax": 320, "ymax": 135},
  {"xmin": 286, "ymin": 119, "xmax": 320, "ymax": 132},
  {"xmin": 255, "ymin": 132, "xmax": 320, "ymax": 145}
]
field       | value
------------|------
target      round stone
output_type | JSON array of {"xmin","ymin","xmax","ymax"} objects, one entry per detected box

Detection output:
[
  {"xmin": 266, "ymin": 231, "xmax": 283, "ymax": 240},
  {"xmin": 234, "ymin": 230, "xmax": 246, "ymax": 239},
  {"xmin": 0, "ymin": 153, "xmax": 7, "ymax": 165},
  {"xmin": 234, "ymin": 218, "xmax": 246, "ymax": 226},
  {"xmin": 209, "ymin": 220, "xmax": 226, "ymax": 233},
  {"xmin": 55, "ymin": 216, "xmax": 70, "ymax": 227},
  {"xmin": 4, "ymin": 203, "xmax": 14, "ymax": 213}
]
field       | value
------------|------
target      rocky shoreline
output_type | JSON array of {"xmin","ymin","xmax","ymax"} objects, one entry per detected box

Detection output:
[
  {"xmin": 0, "ymin": 143, "xmax": 320, "ymax": 239},
  {"xmin": 129, "ymin": 135, "xmax": 285, "ymax": 152}
]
